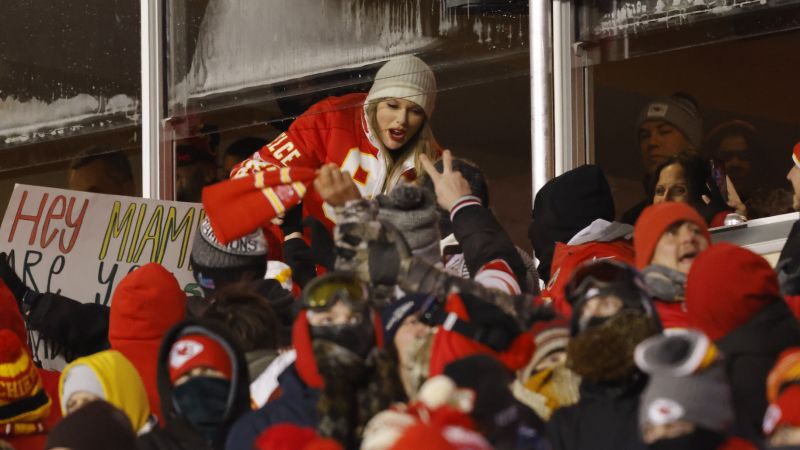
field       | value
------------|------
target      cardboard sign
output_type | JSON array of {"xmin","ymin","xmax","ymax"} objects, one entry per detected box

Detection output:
[{"xmin": 0, "ymin": 184, "xmax": 204, "ymax": 369}]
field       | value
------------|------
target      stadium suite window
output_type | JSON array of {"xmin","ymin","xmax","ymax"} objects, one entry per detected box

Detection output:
[
  {"xmin": 575, "ymin": 0, "xmax": 800, "ymax": 222},
  {"xmin": 164, "ymin": 0, "xmax": 535, "ymax": 247},
  {"xmin": 0, "ymin": 0, "xmax": 143, "ymax": 215}
]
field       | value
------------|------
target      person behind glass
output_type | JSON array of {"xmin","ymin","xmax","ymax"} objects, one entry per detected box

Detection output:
[
  {"xmin": 705, "ymin": 120, "xmax": 757, "ymax": 199},
  {"xmin": 650, "ymin": 152, "xmax": 734, "ymax": 227},
  {"xmin": 231, "ymin": 54, "xmax": 440, "ymax": 229},
  {"xmin": 622, "ymin": 93, "xmax": 703, "ymax": 224},
  {"xmin": 68, "ymin": 146, "xmax": 136, "ymax": 196},
  {"xmin": 222, "ymin": 137, "xmax": 268, "ymax": 176},
  {"xmin": 176, "ymin": 138, "xmax": 219, "ymax": 203}
]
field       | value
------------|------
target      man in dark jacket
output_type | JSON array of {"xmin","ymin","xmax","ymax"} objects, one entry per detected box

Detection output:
[
  {"xmin": 686, "ymin": 243, "xmax": 800, "ymax": 447},
  {"xmin": 138, "ymin": 318, "xmax": 251, "ymax": 450},
  {"xmin": 548, "ymin": 259, "xmax": 660, "ymax": 450}
]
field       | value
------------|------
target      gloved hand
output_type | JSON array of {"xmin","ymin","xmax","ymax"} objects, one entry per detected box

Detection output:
[{"xmin": 279, "ymin": 203, "xmax": 304, "ymax": 237}]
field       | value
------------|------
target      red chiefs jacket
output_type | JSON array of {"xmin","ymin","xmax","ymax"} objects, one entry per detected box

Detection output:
[{"xmin": 231, "ymin": 93, "xmax": 417, "ymax": 230}]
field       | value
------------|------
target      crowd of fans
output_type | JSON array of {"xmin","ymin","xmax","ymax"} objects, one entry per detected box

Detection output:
[{"xmin": 3, "ymin": 55, "xmax": 800, "ymax": 450}]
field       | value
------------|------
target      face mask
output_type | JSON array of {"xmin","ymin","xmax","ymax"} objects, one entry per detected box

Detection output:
[
  {"xmin": 310, "ymin": 318, "xmax": 374, "ymax": 359},
  {"xmin": 648, "ymin": 428, "xmax": 726, "ymax": 450},
  {"xmin": 174, "ymin": 377, "xmax": 231, "ymax": 443}
]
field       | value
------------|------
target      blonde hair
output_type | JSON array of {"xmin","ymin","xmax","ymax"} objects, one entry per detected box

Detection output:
[{"xmin": 366, "ymin": 99, "xmax": 439, "ymax": 193}]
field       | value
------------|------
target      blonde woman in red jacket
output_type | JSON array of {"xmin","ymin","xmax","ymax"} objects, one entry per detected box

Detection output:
[{"xmin": 231, "ymin": 54, "xmax": 440, "ymax": 228}]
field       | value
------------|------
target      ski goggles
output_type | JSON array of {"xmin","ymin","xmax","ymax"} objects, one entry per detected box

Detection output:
[
  {"xmin": 565, "ymin": 259, "xmax": 648, "ymax": 307},
  {"xmin": 301, "ymin": 272, "xmax": 370, "ymax": 311}
]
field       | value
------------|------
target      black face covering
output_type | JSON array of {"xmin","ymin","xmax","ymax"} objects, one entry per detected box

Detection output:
[
  {"xmin": 174, "ymin": 377, "xmax": 231, "ymax": 443},
  {"xmin": 309, "ymin": 316, "xmax": 375, "ymax": 359},
  {"xmin": 648, "ymin": 428, "xmax": 726, "ymax": 450}
]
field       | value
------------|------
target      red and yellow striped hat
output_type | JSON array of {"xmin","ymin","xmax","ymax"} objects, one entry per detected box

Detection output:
[
  {"xmin": 202, "ymin": 167, "xmax": 315, "ymax": 245},
  {"xmin": 0, "ymin": 329, "xmax": 50, "ymax": 429}
]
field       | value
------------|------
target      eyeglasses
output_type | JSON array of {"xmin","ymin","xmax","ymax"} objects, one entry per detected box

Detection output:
[
  {"xmin": 302, "ymin": 272, "xmax": 369, "ymax": 310},
  {"xmin": 565, "ymin": 259, "xmax": 645, "ymax": 306}
]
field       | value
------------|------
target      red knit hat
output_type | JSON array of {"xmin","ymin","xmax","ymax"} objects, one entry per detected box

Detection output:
[
  {"xmin": 764, "ymin": 385, "xmax": 800, "ymax": 435},
  {"xmin": 168, "ymin": 334, "xmax": 232, "ymax": 383},
  {"xmin": 685, "ymin": 243, "xmax": 778, "ymax": 341},
  {"xmin": 202, "ymin": 167, "xmax": 316, "ymax": 245},
  {"xmin": 792, "ymin": 141, "xmax": 800, "ymax": 169},
  {"xmin": 634, "ymin": 202, "xmax": 710, "ymax": 269}
]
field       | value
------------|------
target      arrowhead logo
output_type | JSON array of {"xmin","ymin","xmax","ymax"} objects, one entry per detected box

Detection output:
[
  {"xmin": 648, "ymin": 398, "xmax": 684, "ymax": 425},
  {"xmin": 169, "ymin": 340, "xmax": 204, "ymax": 369}
]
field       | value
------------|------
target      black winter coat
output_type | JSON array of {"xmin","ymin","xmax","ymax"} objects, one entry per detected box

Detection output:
[
  {"xmin": 451, "ymin": 201, "xmax": 528, "ymax": 291},
  {"xmin": 547, "ymin": 373, "xmax": 647, "ymax": 450},
  {"xmin": 715, "ymin": 301, "xmax": 800, "ymax": 447}
]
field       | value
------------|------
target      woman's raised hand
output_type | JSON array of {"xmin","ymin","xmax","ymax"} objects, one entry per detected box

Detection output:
[{"xmin": 314, "ymin": 163, "xmax": 362, "ymax": 207}]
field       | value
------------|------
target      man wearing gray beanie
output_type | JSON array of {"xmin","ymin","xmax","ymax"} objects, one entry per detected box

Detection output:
[
  {"xmin": 624, "ymin": 93, "xmax": 704, "ymax": 224},
  {"xmin": 635, "ymin": 330, "xmax": 743, "ymax": 450},
  {"xmin": 637, "ymin": 93, "xmax": 703, "ymax": 176}
]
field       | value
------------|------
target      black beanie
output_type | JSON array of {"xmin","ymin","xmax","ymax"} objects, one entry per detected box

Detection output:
[
  {"xmin": 46, "ymin": 401, "xmax": 137, "ymax": 450},
  {"xmin": 529, "ymin": 165, "xmax": 614, "ymax": 283}
]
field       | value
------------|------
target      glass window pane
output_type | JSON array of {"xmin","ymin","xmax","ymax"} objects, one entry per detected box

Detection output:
[
  {"xmin": 588, "ymin": 29, "xmax": 800, "ymax": 223},
  {"xmin": 0, "ymin": 0, "xmax": 142, "ymax": 215},
  {"xmin": 165, "ymin": 0, "xmax": 533, "ymax": 247}
]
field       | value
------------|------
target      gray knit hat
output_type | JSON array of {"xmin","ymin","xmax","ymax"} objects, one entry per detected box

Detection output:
[
  {"xmin": 366, "ymin": 55, "xmax": 437, "ymax": 118},
  {"xmin": 637, "ymin": 95, "xmax": 703, "ymax": 149},
  {"xmin": 377, "ymin": 184, "xmax": 440, "ymax": 264},
  {"xmin": 635, "ymin": 330, "xmax": 733, "ymax": 433},
  {"xmin": 190, "ymin": 217, "xmax": 268, "ymax": 290}
]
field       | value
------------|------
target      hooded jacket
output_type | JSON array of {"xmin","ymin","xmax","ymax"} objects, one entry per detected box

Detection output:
[
  {"xmin": 59, "ymin": 350, "xmax": 153, "ymax": 434},
  {"xmin": 138, "ymin": 319, "xmax": 251, "ymax": 450},
  {"xmin": 0, "ymin": 281, "xmax": 61, "ymax": 450},
  {"xmin": 529, "ymin": 165, "xmax": 616, "ymax": 283},
  {"xmin": 231, "ymin": 93, "xmax": 421, "ymax": 230},
  {"xmin": 687, "ymin": 243, "xmax": 800, "ymax": 445},
  {"xmin": 109, "ymin": 263, "xmax": 187, "ymax": 423}
]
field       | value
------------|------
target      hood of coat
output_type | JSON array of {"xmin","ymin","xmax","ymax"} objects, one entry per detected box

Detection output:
[
  {"xmin": 156, "ymin": 318, "xmax": 251, "ymax": 445},
  {"xmin": 529, "ymin": 165, "xmax": 615, "ymax": 283},
  {"xmin": 109, "ymin": 263, "xmax": 186, "ymax": 342},
  {"xmin": 60, "ymin": 350, "xmax": 151, "ymax": 433},
  {"xmin": 686, "ymin": 243, "xmax": 780, "ymax": 341}
]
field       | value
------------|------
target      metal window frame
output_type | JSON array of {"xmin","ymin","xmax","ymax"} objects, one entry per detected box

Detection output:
[{"xmin": 140, "ymin": 0, "xmax": 172, "ymax": 200}]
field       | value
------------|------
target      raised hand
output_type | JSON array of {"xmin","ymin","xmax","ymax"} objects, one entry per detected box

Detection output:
[
  {"xmin": 313, "ymin": 163, "xmax": 362, "ymax": 207},
  {"xmin": 419, "ymin": 150, "xmax": 472, "ymax": 211}
]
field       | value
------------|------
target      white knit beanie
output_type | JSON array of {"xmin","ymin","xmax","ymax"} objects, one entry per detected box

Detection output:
[{"xmin": 366, "ymin": 55, "xmax": 437, "ymax": 118}]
